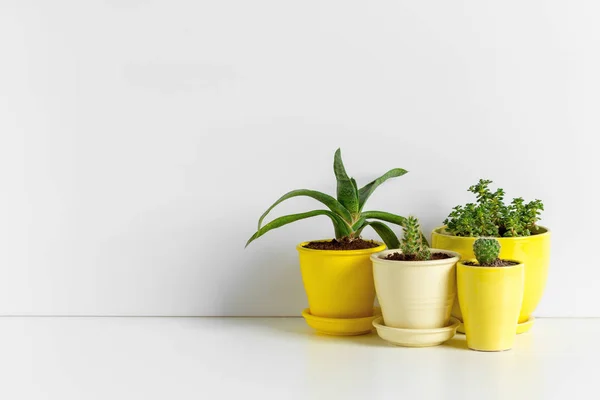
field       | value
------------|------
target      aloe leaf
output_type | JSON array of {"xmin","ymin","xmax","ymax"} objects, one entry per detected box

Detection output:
[
  {"xmin": 353, "ymin": 220, "xmax": 367, "ymax": 237},
  {"xmin": 362, "ymin": 211, "xmax": 429, "ymax": 246},
  {"xmin": 333, "ymin": 149, "xmax": 359, "ymax": 215},
  {"xmin": 257, "ymin": 189, "xmax": 352, "ymax": 229},
  {"xmin": 333, "ymin": 223, "xmax": 346, "ymax": 240},
  {"xmin": 358, "ymin": 168, "xmax": 408, "ymax": 210},
  {"xmin": 361, "ymin": 211, "xmax": 408, "ymax": 227},
  {"xmin": 246, "ymin": 210, "xmax": 351, "ymax": 247},
  {"xmin": 351, "ymin": 216, "xmax": 366, "ymax": 231},
  {"xmin": 362, "ymin": 221, "xmax": 400, "ymax": 249},
  {"xmin": 351, "ymin": 178, "xmax": 359, "ymax": 194}
]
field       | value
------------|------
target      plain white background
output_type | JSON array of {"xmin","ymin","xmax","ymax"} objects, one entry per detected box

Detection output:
[{"xmin": 0, "ymin": 0, "xmax": 597, "ymax": 316}]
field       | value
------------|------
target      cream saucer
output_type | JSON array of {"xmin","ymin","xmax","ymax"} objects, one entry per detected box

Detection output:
[
  {"xmin": 372, "ymin": 317, "xmax": 460, "ymax": 347},
  {"xmin": 302, "ymin": 307, "xmax": 382, "ymax": 336},
  {"xmin": 456, "ymin": 316, "xmax": 535, "ymax": 335}
]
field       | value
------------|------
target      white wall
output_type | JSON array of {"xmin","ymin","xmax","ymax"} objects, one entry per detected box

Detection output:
[{"xmin": 1, "ymin": 0, "xmax": 598, "ymax": 316}]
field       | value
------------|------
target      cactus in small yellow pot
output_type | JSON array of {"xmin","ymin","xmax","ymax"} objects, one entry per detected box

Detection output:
[
  {"xmin": 458, "ymin": 238, "xmax": 524, "ymax": 351},
  {"xmin": 432, "ymin": 179, "xmax": 549, "ymax": 333}
]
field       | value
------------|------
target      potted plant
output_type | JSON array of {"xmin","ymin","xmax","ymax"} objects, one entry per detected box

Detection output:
[
  {"xmin": 431, "ymin": 179, "xmax": 550, "ymax": 333},
  {"xmin": 370, "ymin": 217, "xmax": 461, "ymax": 347},
  {"xmin": 458, "ymin": 238, "xmax": 524, "ymax": 351},
  {"xmin": 246, "ymin": 149, "xmax": 414, "ymax": 335}
]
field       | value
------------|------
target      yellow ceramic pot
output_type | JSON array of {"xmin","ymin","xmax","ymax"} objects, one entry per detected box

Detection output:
[
  {"xmin": 432, "ymin": 226, "xmax": 550, "ymax": 324},
  {"xmin": 458, "ymin": 260, "xmax": 524, "ymax": 351},
  {"xmin": 297, "ymin": 241, "xmax": 386, "ymax": 319}
]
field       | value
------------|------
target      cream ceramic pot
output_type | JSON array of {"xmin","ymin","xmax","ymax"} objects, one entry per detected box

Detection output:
[{"xmin": 371, "ymin": 249, "xmax": 461, "ymax": 329}]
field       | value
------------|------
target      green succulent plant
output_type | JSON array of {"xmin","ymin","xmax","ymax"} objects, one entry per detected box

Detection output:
[
  {"xmin": 400, "ymin": 216, "xmax": 431, "ymax": 261},
  {"xmin": 473, "ymin": 238, "xmax": 501, "ymax": 266},
  {"xmin": 443, "ymin": 179, "xmax": 544, "ymax": 237},
  {"xmin": 246, "ymin": 148, "xmax": 421, "ymax": 249}
]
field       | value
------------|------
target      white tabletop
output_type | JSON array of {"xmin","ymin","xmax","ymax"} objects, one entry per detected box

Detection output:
[{"xmin": 1, "ymin": 317, "xmax": 597, "ymax": 400}]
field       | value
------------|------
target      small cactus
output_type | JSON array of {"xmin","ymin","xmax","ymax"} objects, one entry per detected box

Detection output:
[
  {"xmin": 473, "ymin": 238, "xmax": 500, "ymax": 266},
  {"xmin": 400, "ymin": 216, "xmax": 431, "ymax": 261}
]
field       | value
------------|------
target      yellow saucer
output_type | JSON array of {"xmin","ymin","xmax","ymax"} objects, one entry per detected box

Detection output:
[
  {"xmin": 373, "ymin": 317, "xmax": 460, "ymax": 347},
  {"xmin": 456, "ymin": 316, "xmax": 535, "ymax": 335},
  {"xmin": 516, "ymin": 316, "xmax": 535, "ymax": 334},
  {"xmin": 302, "ymin": 307, "xmax": 381, "ymax": 336}
]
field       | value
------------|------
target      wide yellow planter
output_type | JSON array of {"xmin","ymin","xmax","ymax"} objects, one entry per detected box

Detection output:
[
  {"xmin": 458, "ymin": 260, "xmax": 524, "ymax": 351},
  {"xmin": 297, "ymin": 241, "xmax": 386, "ymax": 319},
  {"xmin": 432, "ymin": 226, "xmax": 550, "ymax": 324}
]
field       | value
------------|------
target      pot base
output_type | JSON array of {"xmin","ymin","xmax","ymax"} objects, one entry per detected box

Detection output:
[
  {"xmin": 301, "ymin": 307, "xmax": 381, "ymax": 336},
  {"xmin": 372, "ymin": 317, "xmax": 460, "ymax": 347},
  {"xmin": 516, "ymin": 317, "xmax": 535, "ymax": 334},
  {"xmin": 456, "ymin": 316, "xmax": 535, "ymax": 335}
]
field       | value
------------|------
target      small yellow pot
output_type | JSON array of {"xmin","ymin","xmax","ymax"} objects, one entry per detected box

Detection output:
[
  {"xmin": 297, "ymin": 241, "xmax": 386, "ymax": 319},
  {"xmin": 458, "ymin": 260, "xmax": 524, "ymax": 351},
  {"xmin": 432, "ymin": 226, "xmax": 550, "ymax": 324}
]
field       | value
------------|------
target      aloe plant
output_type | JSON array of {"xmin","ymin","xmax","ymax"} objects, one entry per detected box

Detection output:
[{"xmin": 246, "ymin": 148, "xmax": 422, "ymax": 249}]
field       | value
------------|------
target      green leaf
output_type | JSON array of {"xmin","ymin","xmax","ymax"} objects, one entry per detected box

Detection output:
[
  {"xmin": 257, "ymin": 189, "xmax": 353, "ymax": 229},
  {"xmin": 358, "ymin": 168, "xmax": 408, "ymax": 211},
  {"xmin": 351, "ymin": 216, "xmax": 366, "ymax": 231},
  {"xmin": 352, "ymin": 218, "xmax": 368, "ymax": 237},
  {"xmin": 362, "ymin": 221, "xmax": 400, "ymax": 249},
  {"xmin": 361, "ymin": 211, "xmax": 407, "ymax": 227},
  {"xmin": 333, "ymin": 149, "xmax": 359, "ymax": 215},
  {"xmin": 246, "ymin": 210, "xmax": 351, "ymax": 247},
  {"xmin": 351, "ymin": 178, "xmax": 359, "ymax": 194},
  {"xmin": 362, "ymin": 211, "xmax": 430, "ymax": 246}
]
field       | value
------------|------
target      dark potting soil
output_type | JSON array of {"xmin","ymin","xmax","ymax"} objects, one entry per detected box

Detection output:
[
  {"xmin": 303, "ymin": 238, "xmax": 380, "ymax": 250},
  {"xmin": 463, "ymin": 260, "xmax": 519, "ymax": 267},
  {"xmin": 384, "ymin": 252, "xmax": 452, "ymax": 261}
]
